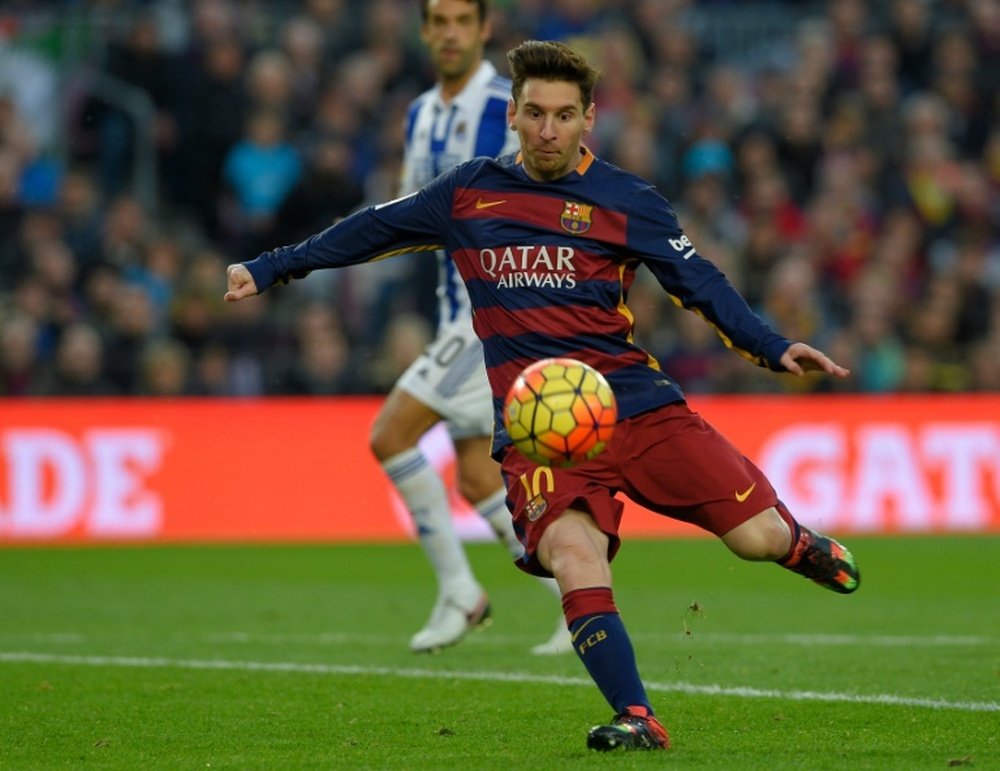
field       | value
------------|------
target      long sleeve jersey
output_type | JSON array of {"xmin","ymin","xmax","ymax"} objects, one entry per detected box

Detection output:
[{"xmin": 244, "ymin": 148, "xmax": 792, "ymax": 455}]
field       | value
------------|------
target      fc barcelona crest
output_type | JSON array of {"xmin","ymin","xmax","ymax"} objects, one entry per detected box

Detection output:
[
  {"xmin": 524, "ymin": 494, "xmax": 548, "ymax": 521},
  {"xmin": 560, "ymin": 201, "xmax": 593, "ymax": 234}
]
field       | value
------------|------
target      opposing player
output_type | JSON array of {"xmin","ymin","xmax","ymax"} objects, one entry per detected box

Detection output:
[
  {"xmin": 226, "ymin": 40, "xmax": 860, "ymax": 751},
  {"xmin": 369, "ymin": 0, "xmax": 569, "ymax": 655}
]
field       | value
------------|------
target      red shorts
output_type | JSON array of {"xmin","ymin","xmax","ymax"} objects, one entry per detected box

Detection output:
[{"xmin": 501, "ymin": 402, "xmax": 778, "ymax": 577}]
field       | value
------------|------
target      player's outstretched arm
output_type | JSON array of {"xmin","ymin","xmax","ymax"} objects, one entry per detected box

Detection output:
[
  {"xmin": 224, "ymin": 264, "xmax": 259, "ymax": 302},
  {"xmin": 780, "ymin": 341, "xmax": 850, "ymax": 379}
]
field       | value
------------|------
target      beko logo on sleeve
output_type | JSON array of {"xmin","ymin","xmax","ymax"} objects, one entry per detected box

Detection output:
[{"xmin": 668, "ymin": 233, "xmax": 696, "ymax": 258}]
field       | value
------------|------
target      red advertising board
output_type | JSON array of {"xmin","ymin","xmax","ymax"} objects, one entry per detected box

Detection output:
[{"xmin": 0, "ymin": 395, "xmax": 998, "ymax": 543}]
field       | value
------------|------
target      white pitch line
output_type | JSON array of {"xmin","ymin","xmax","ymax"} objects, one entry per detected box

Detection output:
[{"xmin": 1, "ymin": 651, "xmax": 997, "ymax": 713}]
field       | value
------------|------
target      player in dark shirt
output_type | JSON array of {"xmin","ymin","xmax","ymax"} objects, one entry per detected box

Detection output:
[{"xmin": 226, "ymin": 40, "xmax": 860, "ymax": 753}]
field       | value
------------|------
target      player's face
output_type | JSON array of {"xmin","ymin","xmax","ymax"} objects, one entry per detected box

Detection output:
[
  {"xmin": 508, "ymin": 78, "xmax": 595, "ymax": 181},
  {"xmin": 421, "ymin": 0, "xmax": 489, "ymax": 84}
]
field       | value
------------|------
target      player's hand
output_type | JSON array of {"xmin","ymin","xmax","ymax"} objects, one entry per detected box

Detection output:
[
  {"xmin": 224, "ymin": 263, "xmax": 259, "ymax": 302},
  {"xmin": 780, "ymin": 342, "xmax": 850, "ymax": 378}
]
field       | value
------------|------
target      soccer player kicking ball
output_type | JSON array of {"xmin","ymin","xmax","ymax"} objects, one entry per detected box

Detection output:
[{"xmin": 226, "ymin": 40, "xmax": 860, "ymax": 752}]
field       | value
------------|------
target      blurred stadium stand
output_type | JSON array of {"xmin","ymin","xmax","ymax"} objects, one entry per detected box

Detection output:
[{"xmin": 0, "ymin": 0, "xmax": 997, "ymax": 398}]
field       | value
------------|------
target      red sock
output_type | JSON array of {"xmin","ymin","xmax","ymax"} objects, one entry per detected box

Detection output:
[{"xmin": 775, "ymin": 500, "xmax": 802, "ymax": 563}]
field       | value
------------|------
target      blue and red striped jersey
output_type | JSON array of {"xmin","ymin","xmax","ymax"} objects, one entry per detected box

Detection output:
[{"xmin": 245, "ymin": 148, "xmax": 792, "ymax": 455}]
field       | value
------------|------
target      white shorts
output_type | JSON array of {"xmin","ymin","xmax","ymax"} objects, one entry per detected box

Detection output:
[{"xmin": 397, "ymin": 319, "xmax": 494, "ymax": 440}]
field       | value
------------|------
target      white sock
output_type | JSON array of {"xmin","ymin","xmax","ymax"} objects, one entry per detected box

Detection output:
[
  {"xmin": 474, "ymin": 488, "xmax": 562, "ymax": 599},
  {"xmin": 382, "ymin": 448, "xmax": 477, "ymax": 603},
  {"xmin": 474, "ymin": 488, "xmax": 522, "ymax": 558}
]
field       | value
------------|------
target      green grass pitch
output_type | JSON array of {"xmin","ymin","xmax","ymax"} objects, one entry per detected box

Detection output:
[{"xmin": 1, "ymin": 535, "xmax": 997, "ymax": 769}]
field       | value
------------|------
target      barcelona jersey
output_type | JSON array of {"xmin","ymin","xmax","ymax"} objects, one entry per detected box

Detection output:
[{"xmin": 244, "ymin": 148, "xmax": 792, "ymax": 455}]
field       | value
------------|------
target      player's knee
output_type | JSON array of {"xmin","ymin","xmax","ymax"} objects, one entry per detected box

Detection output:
[
  {"xmin": 457, "ymin": 475, "xmax": 498, "ymax": 505},
  {"xmin": 721, "ymin": 508, "xmax": 792, "ymax": 561},
  {"xmin": 538, "ymin": 512, "xmax": 612, "ymax": 587},
  {"xmin": 454, "ymin": 439, "xmax": 501, "ymax": 503},
  {"xmin": 546, "ymin": 540, "xmax": 611, "ymax": 587},
  {"xmin": 457, "ymin": 477, "xmax": 481, "ymax": 503},
  {"xmin": 368, "ymin": 422, "xmax": 388, "ymax": 460},
  {"xmin": 369, "ymin": 418, "xmax": 409, "ymax": 461}
]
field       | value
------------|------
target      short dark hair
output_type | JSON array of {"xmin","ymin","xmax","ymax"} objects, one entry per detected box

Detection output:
[
  {"xmin": 420, "ymin": 0, "xmax": 488, "ymax": 23},
  {"xmin": 507, "ymin": 40, "xmax": 600, "ymax": 109}
]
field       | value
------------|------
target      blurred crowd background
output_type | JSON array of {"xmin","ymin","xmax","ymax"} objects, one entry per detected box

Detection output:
[{"xmin": 0, "ymin": 0, "xmax": 998, "ymax": 398}]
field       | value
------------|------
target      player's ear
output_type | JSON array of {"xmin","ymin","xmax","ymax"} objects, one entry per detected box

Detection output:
[
  {"xmin": 507, "ymin": 98, "xmax": 517, "ymax": 129},
  {"xmin": 583, "ymin": 102, "xmax": 595, "ymax": 134}
]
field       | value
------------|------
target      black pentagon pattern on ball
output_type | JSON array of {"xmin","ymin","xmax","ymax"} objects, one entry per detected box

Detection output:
[{"xmin": 504, "ymin": 358, "xmax": 618, "ymax": 467}]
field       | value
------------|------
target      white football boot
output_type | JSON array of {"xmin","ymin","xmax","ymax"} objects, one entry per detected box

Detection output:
[
  {"xmin": 530, "ymin": 616, "xmax": 574, "ymax": 655},
  {"xmin": 409, "ymin": 590, "xmax": 491, "ymax": 653}
]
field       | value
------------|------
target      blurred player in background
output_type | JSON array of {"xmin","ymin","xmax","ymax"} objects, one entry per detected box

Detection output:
[
  {"xmin": 369, "ymin": 0, "xmax": 569, "ymax": 655},
  {"xmin": 226, "ymin": 40, "xmax": 859, "ymax": 751}
]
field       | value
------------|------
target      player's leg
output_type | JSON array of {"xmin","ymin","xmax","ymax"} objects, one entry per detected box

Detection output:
[
  {"xmin": 722, "ymin": 503, "xmax": 861, "ymax": 594},
  {"xmin": 620, "ymin": 403, "xmax": 859, "ymax": 595},
  {"xmin": 452, "ymin": 434, "xmax": 572, "ymax": 655},
  {"xmin": 537, "ymin": 509, "xmax": 669, "ymax": 751},
  {"xmin": 718, "ymin": 506, "xmax": 792, "ymax": 560},
  {"xmin": 452, "ymin": 435, "xmax": 521, "ymax": 553},
  {"xmin": 502, "ymin": 447, "xmax": 669, "ymax": 751},
  {"xmin": 370, "ymin": 386, "xmax": 488, "ymax": 653}
]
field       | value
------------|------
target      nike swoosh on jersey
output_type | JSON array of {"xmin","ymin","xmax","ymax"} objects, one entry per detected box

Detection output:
[
  {"xmin": 475, "ymin": 197, "xmax": 507, "ymax": 209},
  {"xmin": 735, "ymin": 482, "xmax": 757, "ymax": 503}
]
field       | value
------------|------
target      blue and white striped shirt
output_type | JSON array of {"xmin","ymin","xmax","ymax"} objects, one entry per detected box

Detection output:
[{"xmin": 400, "ymin": 61, "xmax": 519, "ymax": 327}]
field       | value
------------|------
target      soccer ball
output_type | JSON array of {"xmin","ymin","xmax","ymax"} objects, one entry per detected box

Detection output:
[{"xmin": 503, "ymin": 357, "xmax": 617, "ymax": 467}]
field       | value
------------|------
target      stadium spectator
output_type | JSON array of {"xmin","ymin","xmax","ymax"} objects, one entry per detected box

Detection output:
[
  {"xmin": 278, "ymin": 15, "xmax": 330, "ymax": 135},
  {"xmin": 213, "ymin": 275, "xmax": 283, "ymax": 396},
  {"xmin": 34, "ymin": 321, "xmax": 118, "ymax": 396},
  {"xmin": 84, "ymin": 12, "xmax": 182, "ymax": 199},
  {"xmin": 170, "ymin": 249, "xmax": 229, "ymax": 358},
  {"xmin": 102, "ymin": 282, "xmax": 159, "ymax": 393},
  {"xmin": 172, "ymin": 34, "xmax": 249, "ymax": 235},
  {"xmin": 100, "ymin": 193, "xmax": 154, "ymax": 273},
  {"xmin": 188, "ymin": 342, "xmax": 235, "ymax": 396},
  {"xmin": 272, "ymin": 133, "xmax": 365, "ymax": 247},
  {"xmin": 0, "ymin": 149, "xmax": 25, "ymax": 287},
  {"xmin": 888, "ymin": 0, "xmax": 935, "ymax": 95},
  {"xmin": 0, "ymin": 313, "xmax": 40, "ymax": 396},
  {"xmin": 676, "ymin": 139, "xmax": 746, "ymax": 260},
  {"xmin": 80, "ymin": 261, "xmax": 124, "ymax": 338},
  {"xmin": 0, "ymin": 91, "xmax": 36, "ymax": 171},
  {"xmin": 968, "ymin": 335, "xmax": 1000, "ymax": 391},
  {"xmin": 26, "ymin": 236, "xmax": 81, "ymax": 330},
  {"xmin": 220, "ymin": 108, "xmax": 302, "ymax": 257},
  {"xmin": 55, "ymin": 169, "xmax": 104, "ymax": 277},
  {"xmin": 272, "ymin": 300, "xmax": 358, "ymax": 395},
  {"xmin": 138, "ymin": 337, "xmax": 192, "ymax": 397}
]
